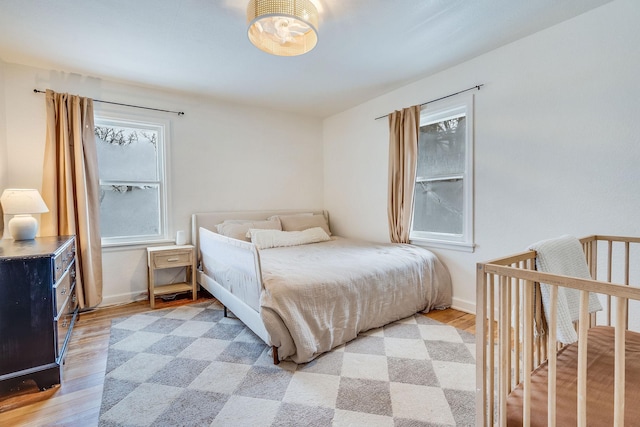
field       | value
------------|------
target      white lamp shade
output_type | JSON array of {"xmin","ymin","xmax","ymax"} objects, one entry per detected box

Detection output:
[
  {"xmin": 0, "ymin": 189, "xmax": 49, "ymax": 215},
  {"xmin": 1, "ymin": 189, "xmax": 48, "ymax": 240}
]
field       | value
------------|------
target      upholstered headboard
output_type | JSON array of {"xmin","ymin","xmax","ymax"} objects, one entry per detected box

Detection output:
[{"xmin": 191, "ymin": 209, "xmax": 329, "ymax": 258}]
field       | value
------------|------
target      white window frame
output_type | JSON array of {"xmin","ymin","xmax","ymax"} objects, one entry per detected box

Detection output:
[
  {"xmin": 94, "ymin": 108, "xmax": 171, "ymax": 247},
  {"xmin": 410, "ymin": 94, "xmax": 474, "ymax": 252}
]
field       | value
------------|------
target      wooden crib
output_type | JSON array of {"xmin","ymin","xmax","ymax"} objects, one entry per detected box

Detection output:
[{"xmin": 476, "ymin": 235, "xmax": 640, "ymax": 426}]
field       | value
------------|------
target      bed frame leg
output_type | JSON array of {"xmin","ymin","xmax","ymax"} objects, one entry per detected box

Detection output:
[
  {"xmin": 223, "ymin": 306, "xmax": 227, "ymax": 317},
  {"xmin": 272, "ymin": 346, "xmax": 280, "ymax": 365}
]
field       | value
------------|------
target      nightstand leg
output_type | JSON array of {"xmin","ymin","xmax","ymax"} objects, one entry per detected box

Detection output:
[
  {"xmin": 189, "ymin": 264, "xmax": 197, "ymax": 301},
  {"xmin": 148, "ymin": 265, "xmax": 155, "ymax": 309}
]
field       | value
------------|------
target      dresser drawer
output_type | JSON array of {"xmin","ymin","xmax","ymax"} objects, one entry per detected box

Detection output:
[
  {"xmin": 56, "ymin": 287, "xmax": 78, "ymax": 359},
  {"xmin": 53, "ymin": 269, "xmax": 74, "ymax": 316},
  {"xmin": 152, "ymin": 250, "xmax": 193, "ymax": 268},
  {"xmin": 54, "ymin": 239, "xmax": 75, "ymax": 283}
]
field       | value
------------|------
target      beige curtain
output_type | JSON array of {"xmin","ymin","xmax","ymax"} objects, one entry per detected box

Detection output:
[
  {"xmin": 388, "ymin": 105, "xmax": 421, "ymax": 243},
  {"xmin": 41, "ymin": 90, "xmax": 103, "ymax": 309}
]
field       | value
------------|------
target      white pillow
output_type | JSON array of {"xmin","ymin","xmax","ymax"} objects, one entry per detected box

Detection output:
[{"xmin": 247, "ymin": 227, "xmax": 330, "ymax": 249}]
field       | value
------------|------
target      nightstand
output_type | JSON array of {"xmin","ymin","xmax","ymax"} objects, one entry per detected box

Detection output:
[{"xmin": 146, "ymin": 244, "xmax": 196, "ymax": 308}]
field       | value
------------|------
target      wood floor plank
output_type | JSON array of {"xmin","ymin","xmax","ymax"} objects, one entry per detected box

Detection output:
[
  {"xmin": 0, "ymin": 293, "xmax": 476, "ymax": 426},
  {"xmin": 423, "ymin": 308, "xmax": 476, "ymax": 333}
]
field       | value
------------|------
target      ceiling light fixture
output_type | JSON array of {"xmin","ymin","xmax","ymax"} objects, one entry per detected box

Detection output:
[{"xmin": 247, "ymin": 0, "xmax": 319, "ymax": 57}]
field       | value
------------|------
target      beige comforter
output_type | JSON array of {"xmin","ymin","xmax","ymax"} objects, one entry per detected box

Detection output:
[{"xmin": 258, "ymin": 237, "xmax": 452, "ymax": 363}]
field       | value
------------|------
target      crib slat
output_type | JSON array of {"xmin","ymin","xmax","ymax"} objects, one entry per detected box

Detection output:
[
  {"xmin": 513, "ymin": 275, "xmax": 520, "ymax": 386},
  {"xmin": 475, "ymin": 268, "xmax": 487, "ymax": 427},
  {"xmin": 588, "ymin": 241, "xmax": 598, "ymax": 328},
  {"xmin": 607, "ymin": 241, "xmax": 613, "ymax": 326},
  {"xmin": 625, "ymin": 242, "xmax": 630, "ymax": 329},
  {"xmin": 499, "ymin": 275, "xmax": 510, "ymax": 426},
  {"xmin": 530, "ymin": 258, "xmax": 545, "ymax": 366},
  {"xmin": 548, "ymin": 285, "xmax": 558, "ymax": 427},
  {"xmin": 534, "ymin": 287, "xmax": 542, "ymax": 367},
  {"xmin": 614, "ymin": 296, "xmax": 627, "ymax": 427},
  {"xmin": 522, "ymin": 278, "xmax": 533, "ymax": 426},
  {"xmin": 577, "ymin": 290, "xmax": 589, "ymax": 427},
  {"xmin": 488, "ymin": 274, "xmax": 495, "ymax": 427},
  {"xmin": 590, "ymin": 240, "xmax": 597, "ymax": 280},
  {"xmin": 625, "ymin": 242, "xmax": 630, "ymax": 286},
  {"xmin": 506, "ymin": 276, "xmax": 513, "ymax": 392}
]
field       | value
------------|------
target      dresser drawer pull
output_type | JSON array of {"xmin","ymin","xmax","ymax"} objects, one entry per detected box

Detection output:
[{"xmin": 166, "ymin": 257, "xmax": 180, "ymax": 262}]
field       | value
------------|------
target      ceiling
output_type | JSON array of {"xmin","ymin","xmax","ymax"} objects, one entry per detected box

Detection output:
[{"xmin": 0, "ymin": 0, "xmax": 612, "ymax": 118}]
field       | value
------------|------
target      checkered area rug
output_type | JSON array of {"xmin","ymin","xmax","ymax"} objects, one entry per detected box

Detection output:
[{"xmin": 98, "ymin": 300, "xmax": 476, "ymax": 426}]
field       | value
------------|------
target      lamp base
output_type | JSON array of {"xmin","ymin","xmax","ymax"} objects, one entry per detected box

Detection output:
[{"xmin": 8, "ymin": 215, "xmax": 38, "ymax": 240}]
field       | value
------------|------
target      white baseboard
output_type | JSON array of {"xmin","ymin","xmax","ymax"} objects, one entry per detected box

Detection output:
[
  {"xmin": 451, "ymin": 297, "xmax": 476, "ymax": 315},
  {"xmin": 99, "ymin": 291, "xmax": 148, "ymax": 308}
]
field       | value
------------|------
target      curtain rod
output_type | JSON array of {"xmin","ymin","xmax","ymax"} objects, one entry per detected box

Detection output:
[
  {"xmin": 33, "ymin": 89, "xmax": 185, "ymax": 116},
  {"xmin": 374, "ymin": 84, "xmax": 483, "ymax": 121}
]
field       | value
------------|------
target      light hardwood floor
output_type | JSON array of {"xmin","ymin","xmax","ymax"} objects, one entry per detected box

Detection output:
[{"xmin": 0, "ymin": 294, "xmax": 475, "ymax": 426}]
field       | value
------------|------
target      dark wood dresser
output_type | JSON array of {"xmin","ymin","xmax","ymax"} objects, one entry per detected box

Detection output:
[{"xmin": 0, "ymin": 236, "xmax": 78, "ymax": 390}]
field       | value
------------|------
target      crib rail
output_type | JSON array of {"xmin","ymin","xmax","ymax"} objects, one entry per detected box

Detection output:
[{"xmin": 476, "ymin": 235, "xmax": 640, "ymax": 426}]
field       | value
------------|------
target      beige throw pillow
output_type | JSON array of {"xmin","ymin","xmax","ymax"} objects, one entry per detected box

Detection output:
[
  {"xmin": 277, "ymin": 214, "xmax": 331, "ymax": 236},
  {"xmin": 216, "ymin": 218, "xmax": 281, "ymax": 241}
]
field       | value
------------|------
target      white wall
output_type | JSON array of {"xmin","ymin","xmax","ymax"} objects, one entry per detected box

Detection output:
[
  {"xmin": 323, "ymin": 0, "xmax": 640, "ymax": 312},
  {"xmin": 1, "ymin": 63, "xmax": 324, "ymax": 305},
  {"xmin": 0, "ymin": 59, "xmax": 7, "ymax": 236}
]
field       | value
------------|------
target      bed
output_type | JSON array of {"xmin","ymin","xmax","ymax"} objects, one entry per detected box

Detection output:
[
  {"xmin": 192, "ymin": 210, "xmax": 452, "ymax": 364},
  {"xmin": 476, "ymin": 235, "xmax": 640, "ymax": 426}
]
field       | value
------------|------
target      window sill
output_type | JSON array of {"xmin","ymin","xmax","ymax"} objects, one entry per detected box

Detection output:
[
  {"xmin": 102, "ymin": 239, "xmax": 176, "ymax": 252},
  {"xmin": 410, "ymin": 237, "xmax": 475, "ymax": 253}
]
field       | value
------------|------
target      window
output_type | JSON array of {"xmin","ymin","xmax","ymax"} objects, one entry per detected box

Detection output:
[
  {"xmin": 410, "ymin": 95, "xmax": 474, "ymax": 252},
  {"xmin": 94, "ymin": 113, "xmax": 170, "ymax": 246}
]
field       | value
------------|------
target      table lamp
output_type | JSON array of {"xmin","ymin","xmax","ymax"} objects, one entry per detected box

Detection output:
[{"xmin": 0, "ymin": 189, "xmax": 49, "ymax": 240}]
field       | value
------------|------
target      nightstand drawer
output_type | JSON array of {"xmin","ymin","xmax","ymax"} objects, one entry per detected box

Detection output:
[
  {"xmin": 147, "ymin": 245, "xmax": 196, "ymax": 309},
  {"xmin": 152, "ymin": 250, "xmax": 193, "ymax": 268}
]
